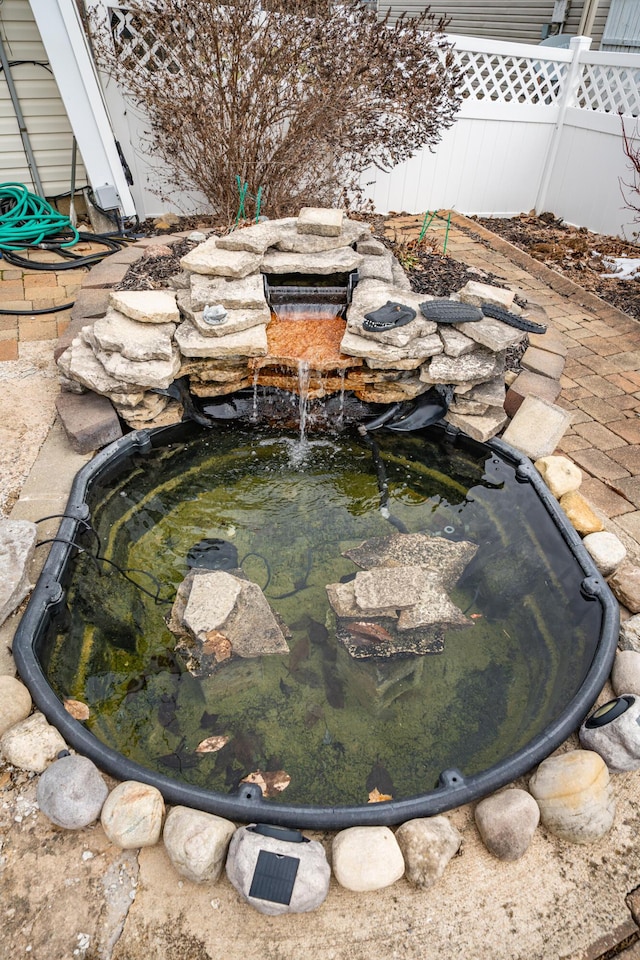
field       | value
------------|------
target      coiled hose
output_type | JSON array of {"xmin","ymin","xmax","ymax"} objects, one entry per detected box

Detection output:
[{"xmin": 0, "ymin": 182, "xmax": 130, "ymax": 315}]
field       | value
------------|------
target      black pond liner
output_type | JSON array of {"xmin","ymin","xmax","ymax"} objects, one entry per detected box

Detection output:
[{"xmin": 13, "ymin": 419, "xmax": 619, "ymax": 830}]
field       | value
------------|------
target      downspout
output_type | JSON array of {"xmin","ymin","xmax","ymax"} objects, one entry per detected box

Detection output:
[
  {"xmin": 578, "ymin": 0, "xmax": 601, "ymax": 38},
  {"xmin": 0, "ymin": 26, "xmax": 45, "ymax": 196}
]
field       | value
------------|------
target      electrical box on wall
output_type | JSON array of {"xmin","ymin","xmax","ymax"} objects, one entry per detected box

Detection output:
[
  {"xmin": 94, "ymin": 184, "xmax": 121, "ymax": 211},
  {"xmin": 552, "ymin": 0, "xmax": 569, "ymax": 23}
]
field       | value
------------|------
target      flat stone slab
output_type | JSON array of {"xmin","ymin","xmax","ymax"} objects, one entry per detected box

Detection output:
[
  {"xmin": 215, "ymin": 219, "xmax": 296, "ymax": 255},
  {"xmin": 457, "ymin": 280, "xmax": 515, "ymax": 309},
  {"xmin": 55, "ymin": 390, "xmax": 123, "ymax": 454},
  {"xmin": 92, "ymin": 310, "xmax": 176, "ymax": 361},
  {"xmin": 341, "ymin": 330, "xmax": 442, "ymax": 363},
  {"xmin": 344, "ymin": 532, "xmax": 477, "ymax": 584},
  {"xmin": 190, "ymin": 273, "xmax": 268, "ymax": 311},
  {"xmin": 59, "ymin": 335, "xmax": 141, "ymax": 398},
  {"xmin": 297, "ymin": 206, "xmax": 343, "ymax": 237},
  {"xmin": 423, "ymin": 350, "xmax": 502, "ymax": 385},
  {"xmin": 93, "ymin": 345, "xmax": 182, "ymax": 391},
  {"xmin": 357, "ymin": 254, "xmax": 394, "ymax": 284},
  {"xmin": 455, "ymin": 316, "xmax": 526, "ymax": 352},
  {"xmin": 0, "ymin": 520, "xmax": 37, "ymax": 627},
  {"xmin": 502, "ymin": 395, "xmax": 573, "ymax": 460},
  {"xmin": 109, "ymin": 289, "xmax": 179, "ymax": 324},
  {"xmin": 274, "ymin": 217, "xmax": 370, "ymax": 253},
  {"xmin": 354, "ymin": 566, "xmax": 434, "ymax": 612},
  {"xmin": 180, "ymin": 239, "xmax": 261, "ymax": 278},
  {"xmin": 191, "ymin": 305, "xmax": 271, "ymax": 339},
  {"xmin": 262, "ymin": 247, "xmax": 363, "ymax": 275},
  {"xmin": 175, "ymin": 319, "xmax": 268, "ymax": 359},
  {"xmin": 444, "ymin": 409, "xmax": 508, "ymax": 442},
  {"xmin": 439, "ymin": 326, "xmax": 477, "ymax": 358}
]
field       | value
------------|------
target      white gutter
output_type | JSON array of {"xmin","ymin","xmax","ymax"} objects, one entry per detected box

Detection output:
[{"xmin": 28, "ymin": 0, "xmax": 136, "ymax": 217}]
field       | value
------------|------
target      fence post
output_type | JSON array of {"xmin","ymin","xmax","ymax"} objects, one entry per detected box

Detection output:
[{"xmin": 535, "ymin": 35, "xmax": 592, "ymax": 214}]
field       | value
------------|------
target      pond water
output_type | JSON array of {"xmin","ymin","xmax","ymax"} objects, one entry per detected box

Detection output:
[{"xmin": 41, "ymin": 424, "xmax": 602, "ymax": 808}]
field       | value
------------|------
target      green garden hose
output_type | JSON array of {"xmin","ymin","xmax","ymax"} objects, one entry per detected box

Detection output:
[{"xmin": 0, "ymin": 182, "xmax": 79, "ymax": 251}]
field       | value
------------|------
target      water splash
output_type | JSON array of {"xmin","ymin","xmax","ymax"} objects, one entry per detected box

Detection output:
[
  {"xmin": 251, "ymin": 366, "xmax": 260, "ymax": 422},
  {"xmin": 298, "ymin": 360, "xmax": 311, "ymax": 444},
  {"xmin": 272, "ymin": 303, "xmax": 340, "ymax": 321}
]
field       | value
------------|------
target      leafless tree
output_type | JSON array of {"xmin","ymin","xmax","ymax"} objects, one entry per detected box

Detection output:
[
  {"xmin": 90, "ymin": 0, "xmax": 462, "ymax": 221},
  {"xmin": 622, "ymin": 118, "xmax": 640, "ymax": 227}
]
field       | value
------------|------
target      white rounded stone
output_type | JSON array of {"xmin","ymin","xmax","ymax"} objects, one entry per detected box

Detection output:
[
  {"xmin": 534, "ymin": 455, "xmax": 582, "ymax": 499},
  {"xmin": 620, "ymin": 614, "xmax": 640, "ymax": 653},
  {"xmin": 163, "ymin": 806, "xmax": 235, "ymax": 883},
  {"xmin": 36, "ymin": 755, "xmax": 108, "ymax": 829},
  {"xmin": 332, "ymin": 826, "xmax": 405, "ymax": 891},
  {"xmin": 529, "ymin": 750, "xmax": 615, "ymax": 843},
  {"xmin": 395, "ymin": 816, "xmax": 461, "ymax": 887},
  {"xmin": 582, "ymin": 531, "xmax": 627, "ymax": 578},
  {"xmin": 101, "ymin": 781, "xmax": 164, "ymax": 849},
  {"xmin": 474, "ymin": 788, "xmax": 540, "ymax": 860},
  {"xmin": 0, "ymin": 675, "xmax": 32, "ymax": 736},
  {"xmin": 612, "ymin": 651, "xmax": 640, "ymax": 697},
  {"xmin": 0, "ymin": 711, "xmax": 66, "ymax": 772}
]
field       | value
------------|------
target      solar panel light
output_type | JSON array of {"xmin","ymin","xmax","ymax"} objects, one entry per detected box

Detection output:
[{"xmin": 247, "ymin": 824, "xmax": 310, "ymax": 906}]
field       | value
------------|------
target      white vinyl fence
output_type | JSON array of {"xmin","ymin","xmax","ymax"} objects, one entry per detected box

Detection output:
[
  {"xmin": 363, "ymin": 35, "xmax": 640, "ymax": 239},
  {"xmin": 56, "ymin": 4, "xmax": 640, "ymax": 238}
]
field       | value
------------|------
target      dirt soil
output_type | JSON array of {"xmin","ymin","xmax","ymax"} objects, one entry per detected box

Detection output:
[{"xmin": 474, "ymin": 212, "xmax": 640, "ymax": 321}]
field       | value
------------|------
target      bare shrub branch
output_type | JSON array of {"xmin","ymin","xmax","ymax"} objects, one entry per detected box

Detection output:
[
  {"xmin": 621, "ymin": 116, "xmax": 640, "ymax": 224},
  {"xmin": 90, "ymin": 1, "xmax": 462, "ymax": 220}
]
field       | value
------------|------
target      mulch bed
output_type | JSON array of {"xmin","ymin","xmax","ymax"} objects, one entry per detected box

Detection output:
[{"xmin": 473, "ymin": 212, "xmax": 640, "ymax": 321}]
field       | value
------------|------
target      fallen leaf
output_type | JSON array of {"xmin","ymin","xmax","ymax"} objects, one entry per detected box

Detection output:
[
  {"xmin": 64, "ymin": 699, "xmax": 90, "ymax": 721},
  {"xmin": 470, "ymin": 613, "xmax": 483, "ymax": 619},
  {"xmin": 0, "ymin": 771, "xmax": 11, "ymax": 790},
  {"xmin": 241, "ymin": 769, "xmax": 291, "ymax": 798},
  {"xmin": 195, "ymin": 735, "xmax": 230, "ymax": 754},
  {"xmin": 202, "ymin": 630, "xmax": 232, "ymax": 662},
  {"xmin": 368, "ymin": 787, "xmax": 393, "ymax": 803}
]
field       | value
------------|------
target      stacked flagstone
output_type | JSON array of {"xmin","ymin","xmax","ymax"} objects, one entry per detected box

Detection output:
[{"xmin": 57, "ymin": 206, "xmax": 550, "ymax": 441}]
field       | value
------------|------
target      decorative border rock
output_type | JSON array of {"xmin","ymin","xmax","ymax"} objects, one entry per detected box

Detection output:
[
  {"xmin": 332, "ymin": 826, "xmax": 405, "ymax": 891},
  {"xmin": 611, "ymin": 651, "xmax": 640, "ymax": 697},
  {"xmin": 0, "ymin": 519, "xmax": 37, "ymax": 627},
  {"xmin": 534, "ymin": 455, "xmax": 582, "ymax": 500},
  {"xmin": 0, "ymin": 711, "xmax": 67, "ymax": 773},
  {"xmin": 101, "ymin": 780, "xmax": 165, "ymax": 849},
  {"xmin": 0, "ymin": 675, "xmax": 32, "ymax": 736},
  {"xmin": 529, "ymin": 750, "xmax": 615, "ymax": 844},
  {"xmin": 474, "ymin": 788, "xmax": 540, "ymax": 861},
  {"xmin": 579, "ymin": 694, "xmax": 640, "ymax": 773},
  {"xmin": 36, "ymin": 755, "xmax": 108, "ymax": 829},
  {"xmin": 395, "ymin": 816, "xmax": 462, "ymax": 887},
  {"xmin": 163, "ymin": 806, "xmax": 236, "ymax": 883},
  {"xmin": 582, "ymin": 531, "xmax": 627, "ymax": 578}
]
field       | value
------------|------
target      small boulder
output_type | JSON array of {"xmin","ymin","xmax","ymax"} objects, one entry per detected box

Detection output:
[
  {"xmin": 226, "ymin": 824, "xmax": 330, "ymax": 915},
  {"xmin": 297, "ymin": 206, "xmax": 343, "ymax": 238},
  {"xmin": 474, "ymin": 789, "xmax": 540, "ymax": 860},
  {"xmin": 0, "ymin": 676, "xmax": 32, "ymax": 736},
  {"xmin": 582, "ymin": 531, "xmax": 627, "ymax": 578},
  {"xmin": 612, "ymin": 651, "xmax": 640, "ymax": 697},
  {"xmin": 395, "ymin": 816, "xmax": 461, "ymax": 887},
  {"xmin": 608, "ymin": 562, "xmax": 640, "ymax": 614},
  {"xmin": 534, "ymin": 455, "xmax": 582, "ymax": 499},
  {"xmin": 163, "ymin": 806, "xmax": 235, "ymax": 883},
  {"xmin": 0, "ymin": 520, "xmax": 37, "ymax": 627},
  {"xmin": 528, "ymin": 750, "xmax": 615, "ymax": 843},
  {"xmin": 0, "ymin": 712, "xmax": 66, "ymax": 772},
  {"xmin": 619, "ymin": 614, "xmax": 640, "ymax": 653},
  {"xmin": 36, "ymin": 755, "xmax": 108, "ymax": 829},
  {"xmin": 332, "ymin": 826, "xmax": 404, "ymax": 891},
  {"xmin": 109, "ymin": 289, "xmax": 179, "ymax": 324},
  {"xmin": 579, "ymin": 695, "xmax": 640, "ymax": 773},
  {"xmin": 559, "ymin": 491, "xmax": 604, "ymax": 536},
  {"xmin": 101, "ymin": 781, "xmax": 164, "ymax": 849}
]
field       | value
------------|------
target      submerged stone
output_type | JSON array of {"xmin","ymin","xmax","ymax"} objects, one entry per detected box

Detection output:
[{"xmin": 343, "ymin": 533, "xmax": 477, "ymax": 584}]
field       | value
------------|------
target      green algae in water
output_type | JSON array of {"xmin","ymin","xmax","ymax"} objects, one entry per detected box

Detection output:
[{"xmin": 44, "ymin": 425, "xmax": 602, "ymax": 807}]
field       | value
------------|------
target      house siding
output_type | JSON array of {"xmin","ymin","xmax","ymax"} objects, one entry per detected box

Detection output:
[
  {"xmin": 378, "ymin": 1, "xmax": 611, "ymax": 48},
  {"xmin": 0, "ymin": 0, "xmax": 87, "ymax": 195}
]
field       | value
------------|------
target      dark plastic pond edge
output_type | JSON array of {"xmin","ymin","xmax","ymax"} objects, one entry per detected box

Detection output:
[{"xmin": 12, "ymin": 420, "xmax": 620, "ymax": 830}]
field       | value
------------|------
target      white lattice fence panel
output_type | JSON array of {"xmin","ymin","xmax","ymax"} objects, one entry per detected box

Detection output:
[
  {"xmin": 454, "ymin": 50, "xmax": 568, "ymax": 105},
  {"xmin": 109, "ymin": 7, "xmax": 181, "ymax": 73},
  {"xmin": 576, "ymin": 62, "xmax": 640, "ymax": 116}
]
